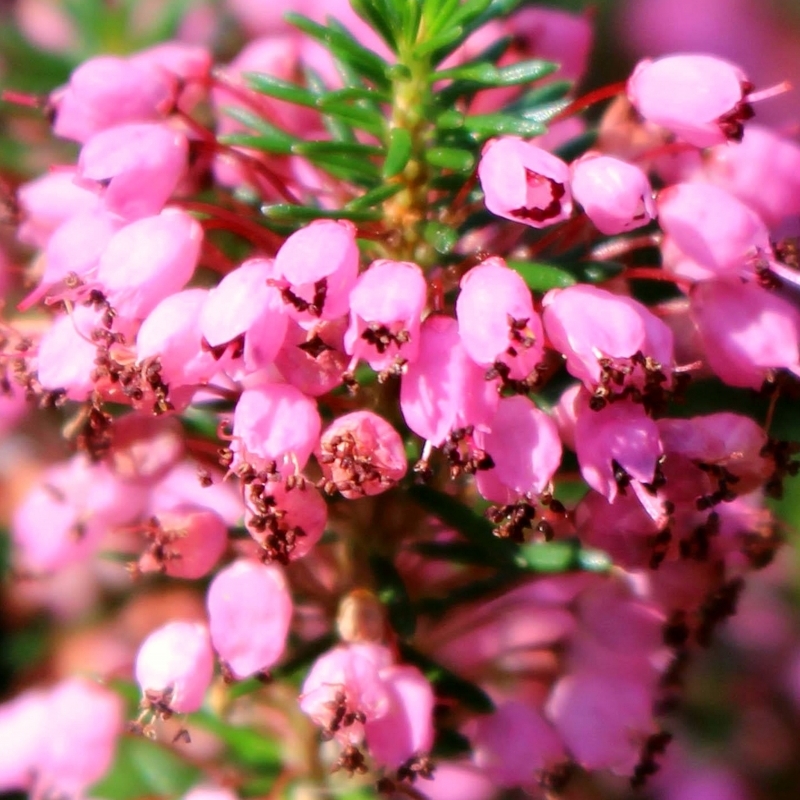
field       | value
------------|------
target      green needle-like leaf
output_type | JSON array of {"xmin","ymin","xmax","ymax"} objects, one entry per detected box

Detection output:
[
  {"xmin": 244, "ymin": 73, "xmax": 319, "ymax": 107},
  {"xmin": 424, "ymin": 146, "xmax": 475, "ymax": 171},
  {"xmin": 506, "ymin": 260, "xmax": 577, "ymax": 291},
  {"xmin": 384, "ymin": 127, "xmax": 413, "ymax": 177}
]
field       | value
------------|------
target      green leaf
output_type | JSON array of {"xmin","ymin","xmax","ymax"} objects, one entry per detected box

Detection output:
[
  {"xmin": 408, "ymin": 485, "xmax": 517, "ymax": 567},
  {"xmin": 315, "ymin": 97, "xmax": 386, "ymax": 137},
  {"xmin": 412, "ymin": 539, "xmax": 496, "ymax": 565},
  {"xmin": 90, "ymin": 737, "xmax": 200, "ymax": 800},
  {"xmin": 383, "ymin": 127, "xmax": 413, "ymax": 177},
  {"xmin": 414, "ymin": 24, "xmax": 464, "ymax": 59},
  {"xmin": 370, "ymin": 554, "xmax": 416, "ymax": 638},
  {"xmin": 520, "ymin": 98, "xmax": 572, "ymax": 125},
  {"xmin": 506, "ymin": 260, "xmax": 577, "ymax": 291},
  {"xmin": 462, "ymin": 112, "xmax": 546, "ymax": 138},
  {"xmin": 292, "ymin": 140, "xmax": 384, "ymax": 158},
  {"xmin": 262, "ymin": 204, "xmax": 382, "ymax": 222},
  {"xmin": 399, "ymin": 644, "xmax": 494, "ymax": 713},
  {"xmin": 434, "ymin": 59, "xmax": 556, "ymax": 87},
  {"xmin": 565, "ymin": 260, "xmax": 625, "ymax": 283},
  {"xmin": 245, "ymin": 72, "xmax": 318, "ymax": 106},
  {"xmin": 190, "ymin": 710, "xmax": 283, "ymax": 771},
  {"xmin": 349, "ymin": 0, "xmax": 399, "ymax": 52},
  {"xmin": 218, "ymin": 106, "xmax": 296, "ymax": 154},
  {"xmin": 286, "ymin": 13, "xmax": 392, "ymax": 89},
  {"xmin": 346, "ymin": 182, "xmax": 403, "ymax": 209},
  {"xmin": 515, "ymin": 539, "xmax": 612, "ymax": 574},
  {"xmin": 423, "ymin": 221, "xmax": 459, "ymax": 254},
  {"xmin": 554, "ymin": 129, "xmax": 599, "ymax": 162},
  {"xmin": 424, "ymin": 146, "xmax": 475, "ymax": 172}
]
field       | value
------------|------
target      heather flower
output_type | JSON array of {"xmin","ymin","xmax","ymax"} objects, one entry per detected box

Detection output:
[
  {"xmin": 52, "ymin": 55, "xmax": 176, "ymax": 143},
  {"xmin": 542, "ymin": 284, "xmax": 674, "ymax": 400},
  {"xmin": 231, "ymin": 382, "xmax": 321, "ymax": 476},
  {"xmin": 627, "ymin": 54, "xmax": 756, "ymax": 147},
  {"xmin": 570, "ymin": 152, "xmax": 656, "ymax": 235},
  {"xmin": 77, "ymin": 122, "xmax": 189, "ymax": 220},
  {"xmin": 344, "ymin": 259, "xmax": 427, "ymax": 373},
  {"xmin": 0, "ymin": 689, "xmax": 48, "ymax": 793},
  {"xmin": 691, "ymin": 278, "xmax": 800, "ymax": 388},
  {"xmin": 207, "ymin": 559, "xmax": 292, "ymax": 679},
  {"xmin": 274, "ymin": 219, "xmax": 360, "ymax": 322},
  {"xmin": 400, "ymin": 314, "xmax": 498, "ymax": 447},
  {"xmin": 316, "ymin": 411, "xmax": 407, "ymax": 498},
  {"xmin": 135, "ymin": 620, "xmax": 214, "ymax": 714},
  {"xmin": 456, "ymin": 257, "xmax": 544, "ymax": 382},
  {"xmin": 478, "ymin": 137, "xmax": 573, "ymax": 227},
  {"xmin": 95, "ymin": 208, "xmax": 203, "ymax": 320},
  {"xmin": 473, "ymin": 395, "xmax": 562, "ymax": 504}
]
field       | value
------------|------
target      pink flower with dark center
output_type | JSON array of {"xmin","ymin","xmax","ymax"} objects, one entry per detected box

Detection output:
[
  {"xmin": 344, "ymin": 259, "xmax": 427, "ymax": 373},
  {"xmin": 478, "ymin": 137, "xmax": 573, "ymax": 227},
  {"xmin": 207, "ymin": 559, "xmax": 292, "ymax": 679},
  {"xmin": 316, "ymin": 411, "xmax": 407, "ymax": 498},
  {"xmin": 690, "ymin": 278, "xmax": 800, "ymax": 388},
  {"xmin": 274, "ymin": 219, "xmax": 359, "ymax": 322},
  {"xmin": 570, "ymin": 153, "xmax": 656, "ymax": 235},
  {"xmin": 658, "ymin": 183, "xmax": 771, "ymax": 280},
  {"xmin": 274, "ymin": 318, "xmax": 349, "ymax": 396},
  {"xmin": 400, "ymin": 314, "xmax": 499, "ymax": 447},
  {"xmin": 542, "ymin": 284, "xmax": 674, "ymax": 401},
  {"xmin": 135, "ymin": 620, "xmax": 214, "ymax": 714},
  {"xmin": 77, "ymin": 122, "xmax": 188, "ymax": 220},
  {"xmin": 473, "ymin": 395, "xmax": 562, "ymax": 504},
  {"xmin": 456, "ymin": 257, "xmax": 544, "ymax": 382},
  {"xmin": 231, "ymin": 383, "xmax": 321, "ymax": 477},
  {"xmin": 200, "ymin": 258, "xmax": 288, "ymax": 372},
  {"xmin": 627, "ymin": 54, "xmax": 756, "ymax": 147},
  {"xmin": 53, "ymin": 55, "xmax": 176, "ymax": 143}
]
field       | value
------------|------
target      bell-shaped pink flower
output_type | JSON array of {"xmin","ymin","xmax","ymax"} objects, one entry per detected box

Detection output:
[
  {"xmin": 362, "ymin": 665, "xmax": 436, "ymax": 769},
  {"xmin": 456, "ymin": 257, "xmax": 544, "ymax": 381},
  {"xmin": 274, "ymin": 219, "xmax": 359, "ymax": 322},
  {"xmin": 137, "ymin": 288, "xmax": 219, "ymax": 394},
  {"xmin": 207, "ymin": 559, "xmax": 292, "ymax": 679},
  {"xmin": 316, "ymin": 410, "xmax": 407, "ymax": 498},
  {"xmin": 658, "ymin": 183, "xmax": 770, "ymax": 280},
  {"xmin": 130, "ymin": 42, "xmax": 212, "ymax": 88},
  {"xmin": 138, "ymin": 505, "xmax": 228, "ymax": 580},
  {"xmin": 36, "ymin": 305, "xmax": 102, "ymax": 400},
  {"xmin": 200, "ymin": 258, "xmax": 288, "ymax": 372},
  {"xmin": 574, "ymin": 391, "xmax": 663, "ymax": 504},
  {"xmin": 0, "ymin": 689, "xmax": 48, "ymax": 793},
  {"xmin": 627, "ymin": 54, "xmax": 755, "ymax": 147},
  {"xmin": 17, "ymin": 168, "xmax": 101, "ymax": 248},
  {"xmin": 344, "ymin": 260, "xmax": 427, "ymax": 372},
  {"xmin": 468, "ymin": 701, "xmax": 566, "ymax": 789},
  {"xmin": 691, "ymin": 279, "xmax": 800, "ymax": 388},
  {"xmin": 702, "ymin": 124, "xmax": 800, "ymax": 229},
  {"xmin": 300, "ymin": 642, "xmax": 394, "ymax": 746},
  {"xmin": 135, "ymin": 620, "xmax": 214, "ymax": 713},
  {"xmin": 570, "ymin": 153, "xmax": 656, "ymax": 235},
  {"xmin": 77, "ymin": 122, "xmax": 188, "ymax": 220},
  {"xmin": 183, "ymin": 787, "xmax": 240, "ymax": 800},
  {"xmin": 245, "ymin": 481, "xmax": 327, "ymax": 562},
  {"xmin": 95, "ymin": 208, "xmax": 202, "ymax": 320},
  {"xmin": 473, "ymin": 395, "xmax": 562, "ymax": 503},
  {"xmin": 232, "ymin": 383, "xmax": 321, "ymax": 476},
  {"xmin": 274, "ymin": 318, "xmax": 349, "ymax": 396},
  {"xmin": 53, "ymin": 55, "xmax": 176, "ymax": 143},
  {"xmin": 36, "ymin": 678, "xmax": 122, "ymax": 798},
  {"xmin": 400, "ymin": 315, "xmax": 499, "ymax": 447},
  {"xmin": 478, "ymin": 137, "xmax": 572, "ymax": 227},
  {"xmin": 542, "ymin": 284, "xmax": 674, "ymax": 394}
]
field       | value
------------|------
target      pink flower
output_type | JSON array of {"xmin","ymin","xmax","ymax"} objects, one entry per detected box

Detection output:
[
  {"xmin": 473, "ymin": 395, "xmax": 562, "ymax": 504},
  {"xmin": 77, "ymin": 122, "xmax": 188, "ymax": 220},
  {"xmin": 96, "ymin": 208, "xmax": 203, "ymax": 320},
  {"xmin": 658, "ymin": 183, "xmax": 770, "ymax": 280},
  {"xmin": 274, "ymin": 219, "xmax": 360, "ymax": 322},
  {"xmin": 627, "ymin": 54, "xmax": 755, "ymax": 148},
  {"xmin": 400, "ymin": 314, "xmax": 498, "ymax": 447},
  {"xmin": 207, "ymin": 559, "xmax": 292, "ymax": 679},
  {"xmin": 478, "ymin": 137, "xmax": 573, "ymax": 227},
  {"xmin": 542, "ymin": 284, "xmax": 674, "ymax": 397},
  {"xmin": 135, "ymin": 620, "xmax": 214, "ymax": 713},
  {"xmin": 570, "ymin": 153, "xmax": 656, "ymax": 235},
  {"xmin": 690, "ymin": 279, "xmax": 800, "ymax": 388},
  {"xmin": 344, "ymin": 259, "xmax": 427, "ymax": 372},
  {"xmin": 0, "ymin": 689, "xmax": 48, "ymax": 793},
  {"xmin": 232, "ymin": 383, "xmax": 321, "ymax": 476},
  {"xmin": 456, "ymin": 257, "xmax": 544, "ymax": 381},
  {"xmin": 317, "ymin": 410, "xmax": 407, "ymax": 498},
  {"xmin": 137, "ymin": 288, "xmax": 220, "ymax": 393},
  {"xmin": 138, "ymin": 505, "xmax": 228, "ymax": 579},
  {"xmin": 53, "ymin": 55, "xmax": 176, "ymax": 143},
  {"xmin": 199, "ymin": 258, "xmax": 288, "ymax": 372}
]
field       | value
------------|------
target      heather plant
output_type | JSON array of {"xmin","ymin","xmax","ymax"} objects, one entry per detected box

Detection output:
[{"xmin": 2, "ymin": 1, "xmax": 800, "ymax": 800}]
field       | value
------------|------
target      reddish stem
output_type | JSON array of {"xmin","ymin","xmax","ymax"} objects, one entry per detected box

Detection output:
[
  {"xmin": 624, "ymin": 266, "xmax": 692, "ymax": 294},
  {"xmin": 178, "ymin": 200, "xmax": 282, "ymax": 251},
  {"xmin": 553, "ymin": 80, "xmax": 626, "ymax": 122}
]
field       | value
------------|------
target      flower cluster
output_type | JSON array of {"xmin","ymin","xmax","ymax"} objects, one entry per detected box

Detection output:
[{"xmin": 0, "ymin": 2, "xmax": 799, "ymax": 799}]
